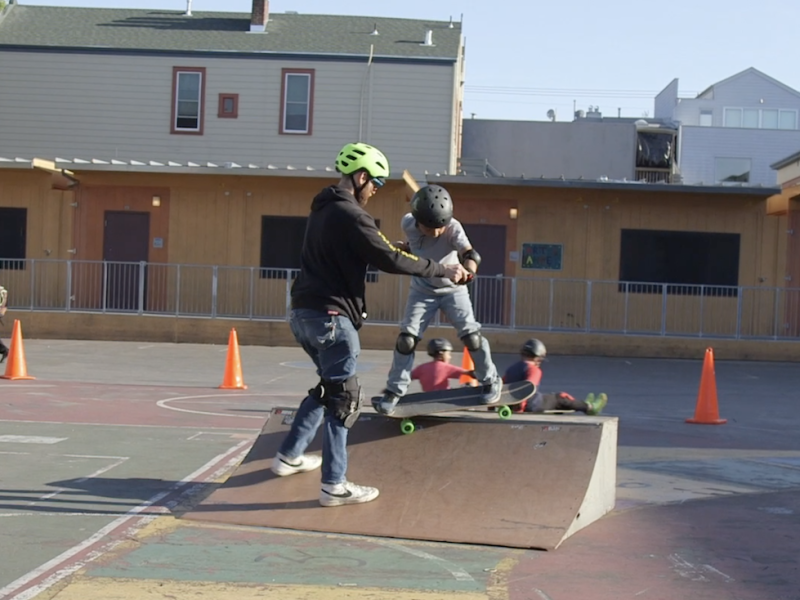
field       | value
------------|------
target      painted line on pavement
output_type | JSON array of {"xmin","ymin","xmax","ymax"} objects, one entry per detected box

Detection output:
[
  {"xmin": 0, "ymin": 509, "xmax": 169, "ymax": 518},
  {"xmin": 0, "ymin": 436, "xmax": 67, "ymax": 444},
  {"xmin": 369, "ymin": 538, "xmax": 474, "ymax": 581},
  {"xmin": 0, "ymin": 439, "xmax": 253, "ymax": 600},
  {"xmin": 0, "ymin": 418, "xmax": 260, "ymax": 431},
  {"xmin": 156, "ymin": 393, "xmax": 285, "ymax": 419}
]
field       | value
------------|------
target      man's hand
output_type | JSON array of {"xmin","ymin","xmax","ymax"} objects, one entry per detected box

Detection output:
[
  {"xmin": 443, "ymin": 263, "xmax": 472, "ymax": 285},
  {"xmin": 394, "ymin": 240, "xmax": 411, "ymax": 253}
]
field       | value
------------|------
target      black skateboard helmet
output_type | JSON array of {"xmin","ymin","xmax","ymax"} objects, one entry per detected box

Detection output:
[
  {"xmin": 411, "ymin": 185, "xmax": 453, "ymax": 229},
  {"xmin": 521, "ymin": 338, "xmax": 547, "ymax": 358},
  {"xmin": 427, "ymin": 338, "xmax": 454, "ymax": 357}
]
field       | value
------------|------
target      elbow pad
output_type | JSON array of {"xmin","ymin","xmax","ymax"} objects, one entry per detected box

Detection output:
[{"xmin": 460, "ymin": 248, "xmax": 481, "ymax": 267}]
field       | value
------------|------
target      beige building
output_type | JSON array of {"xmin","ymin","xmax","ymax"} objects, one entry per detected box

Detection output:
[
  {"xmin": 0, "ymin": 1, "xmax": 465, "ymax": 176},
  {"xmin": 1, "ymin": 159, "xmax": 797, "ymax": 361}
]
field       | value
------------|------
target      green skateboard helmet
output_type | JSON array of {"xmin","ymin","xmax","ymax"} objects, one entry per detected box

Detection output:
[{"xmin": 335, "ymin": 142, "xmax": 390, "ymax": 179}]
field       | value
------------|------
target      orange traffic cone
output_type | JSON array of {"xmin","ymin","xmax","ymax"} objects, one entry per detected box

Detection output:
[
  {"xmin": 459, "ymin": 348, "xmax": 478, "ymax": 387},
  {"xmin": 219, "ymin": 328, "xmax": 247, "ymax": 390},
  {"xmin": 1, "ymin": 320, "xmax": 35, "ymax": 381},
  {"xmin": 686, "ymin": 347, "xmax": 726, "ymax": 425}
]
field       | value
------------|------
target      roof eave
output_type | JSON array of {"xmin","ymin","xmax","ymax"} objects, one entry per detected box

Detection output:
[
  {"xmin": 428, "ymin": 175, "xmax": 780, "ymax": 197},
  {"xmin": 770, "ymin": 150, "xmax": 800, "ymax": 171}
]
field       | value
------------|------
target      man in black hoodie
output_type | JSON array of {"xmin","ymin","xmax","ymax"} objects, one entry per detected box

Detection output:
[{"xmin": 271, "ymin": 142, "xmax": 471, "ymax": 507}]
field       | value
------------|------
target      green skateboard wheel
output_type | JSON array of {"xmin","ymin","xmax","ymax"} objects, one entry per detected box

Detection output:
[
  {"xmin": 400, "ymin": 419, "xmax": 415, "ymax": 434},
  {"xmin": 498, "ymin": 405, "xmax": 512, "ymax": 419}
]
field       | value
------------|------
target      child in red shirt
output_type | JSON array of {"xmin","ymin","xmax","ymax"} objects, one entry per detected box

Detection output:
[
  {"xmin": 503, "ymin": 338, "xmax": 608, "ymax": 414},
  {"xmin": 411, "ymin": 338, "xmax": 472, "ymax": 392}
]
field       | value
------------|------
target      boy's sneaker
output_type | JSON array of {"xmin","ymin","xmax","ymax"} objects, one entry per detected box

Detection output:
[
  {"xmin": 586, "ymin": 393, "xmax": 608, "ymax": 415},
  {"xmin": 270, "ymin": 452, "xmax": 322, "ymax": 477},
  {"xmin": 480, "ymin": 377, "xmax": 502, "ymax": 405},
  {"xmin": 0, "ymin": 348, "xmax": 7, "ymax": 363},
  {"xmin": 374, "ymin": 390, "xmax": 401, "ymax": 415},
  {"xmin": 320, "ymin": 481, "xmax": 380, "ymax": 507}
]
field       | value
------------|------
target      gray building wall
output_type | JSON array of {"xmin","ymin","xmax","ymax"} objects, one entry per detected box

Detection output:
[
  {"xmin": 461, "ymin": 119, "xmax": 637, "ymax": 180},
  {"xmin": 679, "ymin": 126, "xmax": 800, "ymax": 186},
  {"xmin": 654, "ymin": 78, "xmax": 679, "ymax": 120},
  {"xmin": 0, "ymin": 50, "xmax": 459, "ymax": 176},
  {"xmin": 671, "ymin": 70, "xmax": 800, "ymax": 127}
]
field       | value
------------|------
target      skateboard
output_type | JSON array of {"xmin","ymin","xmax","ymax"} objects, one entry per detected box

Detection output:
[{"xmin": 371, "ymin": 381, "xmax": 536, "ymax": 434}]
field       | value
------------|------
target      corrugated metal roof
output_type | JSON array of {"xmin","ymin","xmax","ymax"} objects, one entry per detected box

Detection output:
[
  {"xmin": 429, "ymin": 173, "xmax": 780, "ymax": 196},
  {"xmin": 0, "ymin": 5, "xmax": 461, "ymax": 61},
  {"xmin": 0, "ymin": 156, "xmax": 781, "ymax": 194},
  {"xmin": 0, "ymin": 156, "xmax": 338, "ymax": 177}
]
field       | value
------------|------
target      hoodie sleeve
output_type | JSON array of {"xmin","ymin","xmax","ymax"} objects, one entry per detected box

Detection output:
[{"xmin": 351, "ymin": 213, "xmax": 447, "ymax": 278}]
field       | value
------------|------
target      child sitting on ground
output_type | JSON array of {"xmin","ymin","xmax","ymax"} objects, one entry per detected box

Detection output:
[
  {"xmin": 503, "ymin": 338, "xmax": 608, "ymax": 415},
  {"xmin": 410, "ymin": 338, "xmax": 473, "ymax": 392}
]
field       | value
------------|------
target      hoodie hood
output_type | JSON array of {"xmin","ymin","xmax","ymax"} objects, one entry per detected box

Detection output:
[{"xmin": 311, "ymin": 185, "xmax": 357, "ymax": 212}]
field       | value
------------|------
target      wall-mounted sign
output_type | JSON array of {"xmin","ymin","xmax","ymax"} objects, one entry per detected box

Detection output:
[
  {"xmin": 153, "ymin": 237, "xmax": 164, "ymax": 249},
  {"xmin": 521, "ymin": 243, "xmax": 563, "ymax": 270}
]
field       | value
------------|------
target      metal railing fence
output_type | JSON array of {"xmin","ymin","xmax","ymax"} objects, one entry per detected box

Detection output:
[{"xmin": 1, "ymin": 258, "xmax": 798, "ymax": 340}]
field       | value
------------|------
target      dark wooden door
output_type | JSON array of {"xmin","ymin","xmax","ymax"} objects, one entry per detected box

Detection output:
[
  {"xmin": 103, "ymin": 211, "xmax": 150, "ymax": 311},
  {"xmin": 461, "ymin": 224, "xmax": 507, "ymax": 326}
]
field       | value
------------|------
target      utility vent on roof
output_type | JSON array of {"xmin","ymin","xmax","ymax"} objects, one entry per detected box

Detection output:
[
  {"xmin": 421, "ymin": 30, "xmax": 434, "ymax": 46},
  {"xmin": 370, "ymin": 23, "xmax": 379, "ymax": 35},
  {"xmin": 184, "ymin": 0, "xmax": 192, "ymax": 16}
]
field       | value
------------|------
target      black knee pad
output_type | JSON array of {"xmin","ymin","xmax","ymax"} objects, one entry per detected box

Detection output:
[
  {"xmin": 460, "ymin": 332, "xmax": 482, "ymax": 352},
  {"xmin": 311, "ymin": 376, "xmax": 363, "ymax": 429},
  {"xmin": 395, "ymin": 333, "xmax": 418, "ymax": 355}
]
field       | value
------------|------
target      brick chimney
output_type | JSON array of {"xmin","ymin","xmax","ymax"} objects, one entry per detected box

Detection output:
[{"xmin": 250, "ymin": 0, "xmax": 269, "ymax": 33}]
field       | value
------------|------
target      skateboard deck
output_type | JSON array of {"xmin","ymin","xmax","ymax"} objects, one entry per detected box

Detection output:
[{"xmin": 372, "ymin": 381, "xmax": 536, "ymax": 433}]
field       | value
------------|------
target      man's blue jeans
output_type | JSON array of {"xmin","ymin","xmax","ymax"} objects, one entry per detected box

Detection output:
[{"xmin": 278, "ymin": 308, "xmax": 360, "ymax": 485}]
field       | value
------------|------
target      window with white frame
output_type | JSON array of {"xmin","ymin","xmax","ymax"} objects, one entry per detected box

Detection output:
[
  {"xmin": 723, "ymin": 108, "xmax": 742, "ymax": 128},
  {"xmin": 715, "ymin": 157, "xmax": 751, "ymax": 183},
  {"xmin": 779, "ymin": 110, "xmax": 798, "ymax": 130},
  {"xmin": 171, "ymin": 67, "xmax": 205, "ymax": 134},
  {"xmin": 723, "ymin": 107, "xmax": 798, "ymax": 130},
  {"xmin": 699, "ymin": 110, "xmax": 712, "ymax": 126},
  {"xmin": 280, "ymin": 69, "xmax": 314, "ymax": 135}
]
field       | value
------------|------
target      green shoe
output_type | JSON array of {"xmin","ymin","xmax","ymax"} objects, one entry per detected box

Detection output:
[{"xmin": 587, "ymin": 393, "xmax": 608, "ymax": 415}]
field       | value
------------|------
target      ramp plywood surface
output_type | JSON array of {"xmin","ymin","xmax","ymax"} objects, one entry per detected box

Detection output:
[{"xmin": 183, "ymin": 408, "xmax": 617, "ymax": 550}]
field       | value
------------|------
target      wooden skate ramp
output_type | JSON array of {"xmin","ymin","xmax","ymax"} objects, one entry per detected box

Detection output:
[{"xmin": 183, "ymin": 408, "xmax": 618, "ymax": 550}]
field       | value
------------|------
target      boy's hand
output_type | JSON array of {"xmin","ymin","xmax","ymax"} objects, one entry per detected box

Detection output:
[
  {"xmin": 457, "ymin": 264, "xmax": 475, "ymax": 285},
  {"xmin": 443, "ymin": 263, "xmax": 471, "ymax": 284},
  {"xmin": 395, "ymin": 240, "xmax": 411, "ymax": 253}
]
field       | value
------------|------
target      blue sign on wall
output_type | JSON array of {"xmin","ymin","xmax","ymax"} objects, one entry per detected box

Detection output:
[{"xmin": 521, "ymin": 243, "xmax": 563, "ymax": 270}]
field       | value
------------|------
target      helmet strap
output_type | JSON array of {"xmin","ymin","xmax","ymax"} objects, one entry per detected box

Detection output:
[{"xmin": 350, "ymin": 172, "xmax": 368, "ymax": 201}]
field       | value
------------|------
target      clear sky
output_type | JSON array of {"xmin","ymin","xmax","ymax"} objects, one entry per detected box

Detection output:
[{"xmin": 20, "ymin": 0, "xmax": 800, "ymax": 123}]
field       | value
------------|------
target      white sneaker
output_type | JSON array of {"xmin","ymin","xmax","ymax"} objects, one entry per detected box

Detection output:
[
  {"xmin": 320, "ymin": 481, "xmax": 380, "ymax": 507},
  {"xmin": 270, "ymin": 452, "xmax": 322, "ymax": 477}
]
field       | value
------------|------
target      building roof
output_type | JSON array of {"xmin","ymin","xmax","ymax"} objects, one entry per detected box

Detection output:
[
  {"xmin": 0, "ymin": 4, "xmax": 461, "ymax": 61},
  {"xmin": 0, "ymin": 156, "xmax": 339, "ymax": 178},
  {"xmin": 770, "ymin": 149, "xmax": 800, "ymax": 171},
  {"xmin": 696, "ymin": 67, "xmax": 800, "ymax": 100},
  {"xmin": 429, "ymin": 174, "xmax": 780, "ymax": 197},
  {"xmin": 0, "ymin": 155, "xmax": 782, "ymax": 196}
]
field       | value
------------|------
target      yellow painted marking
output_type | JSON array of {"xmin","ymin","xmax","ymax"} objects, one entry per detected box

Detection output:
[
  {"xmin": 486, "ymin": 554, "xmax": 522, "ymax": 600},
  {"xmin": 51, "ymin": 579, "xmax": 488, "ymax": 600},
  {"xmin": 130, "ymin": 515, "xmax": 181, "ymax": 540}
]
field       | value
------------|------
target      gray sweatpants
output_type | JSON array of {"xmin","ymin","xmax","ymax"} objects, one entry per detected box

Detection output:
[{"xmin": 385, "ymin": 285, "xmax": 498, "ymax": 396}]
